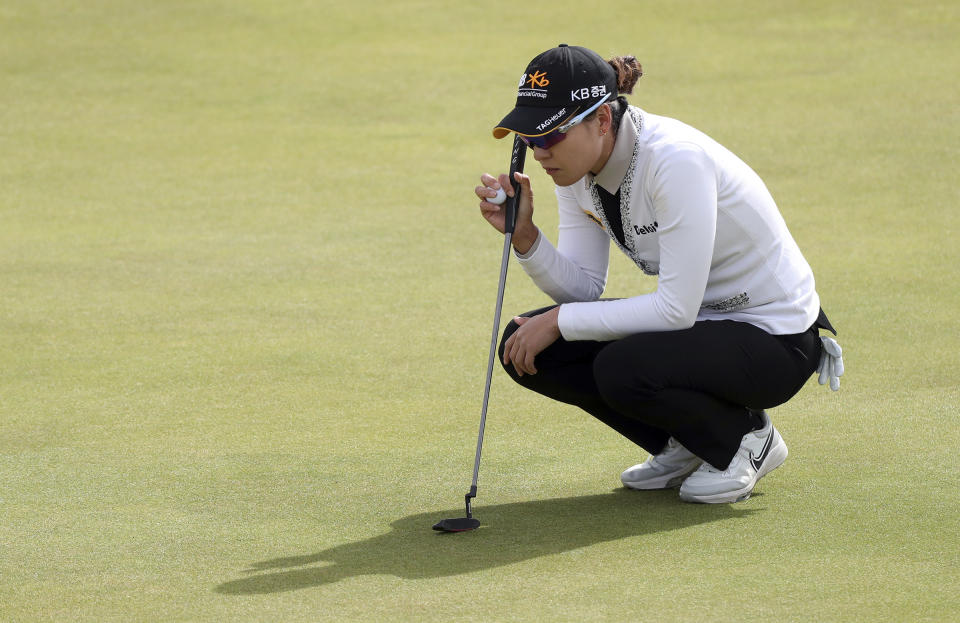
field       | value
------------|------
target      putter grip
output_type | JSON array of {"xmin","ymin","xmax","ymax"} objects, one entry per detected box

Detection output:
[{"xmin": 503, "ymin": 134, "xmax": 527, "ymax": 235}]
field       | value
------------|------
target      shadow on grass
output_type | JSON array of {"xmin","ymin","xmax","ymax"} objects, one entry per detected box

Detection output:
[{"xmin": 216, "ymin": 489, "xmax": 758, "ymax": 594}]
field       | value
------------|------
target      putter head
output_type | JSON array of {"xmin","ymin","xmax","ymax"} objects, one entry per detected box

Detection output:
[{"xmin": 432, "ymin": 517, "xmax": 481, "ymax": 532}]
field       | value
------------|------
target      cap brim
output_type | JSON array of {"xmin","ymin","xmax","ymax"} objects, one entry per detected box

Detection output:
[{"xmin": 492, "ymin": 105, "xmax": 580, "ymax": 139}]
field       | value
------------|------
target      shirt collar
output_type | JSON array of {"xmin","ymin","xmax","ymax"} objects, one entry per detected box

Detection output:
[{"xmin": 588, "ymin": 108, "xmax": 637, "ymax": 194}]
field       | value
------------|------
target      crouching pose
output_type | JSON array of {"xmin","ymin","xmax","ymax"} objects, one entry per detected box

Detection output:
[{"xmin": 476, "ymin": 44, "xmax": 842, "ymax": 503}]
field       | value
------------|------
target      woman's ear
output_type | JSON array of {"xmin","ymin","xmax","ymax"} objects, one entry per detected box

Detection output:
[{"xmin": 597, "ymin": 103, "xmax": 613, "ymax": 135}]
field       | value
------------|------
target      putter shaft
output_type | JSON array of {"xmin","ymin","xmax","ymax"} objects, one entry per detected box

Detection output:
[{"xmin": 467, "ymin": 230, "xmax": 513, "ymax": 515}]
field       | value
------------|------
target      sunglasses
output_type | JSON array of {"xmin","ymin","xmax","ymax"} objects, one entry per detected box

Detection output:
[{"xmin": 519, "ymin": 93, "xmax": 613, "ymax": 150}]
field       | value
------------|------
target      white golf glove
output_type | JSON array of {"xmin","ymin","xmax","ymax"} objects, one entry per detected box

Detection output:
[{"xmin": 817, "ymin": 336, "xmax": 844, "ymax": 391}]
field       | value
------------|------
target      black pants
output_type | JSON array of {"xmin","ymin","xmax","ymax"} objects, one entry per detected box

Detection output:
[{"xmin": 498, "ymin": 306, "xmax": 823, "ymax": 470}]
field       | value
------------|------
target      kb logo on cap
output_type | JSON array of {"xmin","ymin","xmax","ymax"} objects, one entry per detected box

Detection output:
[
  {"xmin": 517, "ymin": 71, "xmax": 551, "ymax": 99},
  {"xmin": 571, "ymin": 85, "xmax": 608, "ymax": 101},
  {"xmin": 525, "ymin": 71, "xmax": 550, "ymax": 88}
]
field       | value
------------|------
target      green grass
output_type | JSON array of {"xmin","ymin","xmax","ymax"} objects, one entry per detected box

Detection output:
[{"xmin": 1, "ymin": 1, "xmax": 957, "ymax": 621}]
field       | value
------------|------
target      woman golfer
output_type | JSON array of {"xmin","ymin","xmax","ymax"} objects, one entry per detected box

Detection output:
[{"xmin": 475, "ymin": 44, "xmax": 842, "ymax": 503}]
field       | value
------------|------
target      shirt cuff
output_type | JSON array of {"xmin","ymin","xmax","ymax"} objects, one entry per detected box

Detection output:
[
  {"xmin": 558, "ymin": 301, "xmax": 597, "ymax": 341},
  {"xmin": 513, "ymin": 228, "xmax": 542, "ymax": 260}
]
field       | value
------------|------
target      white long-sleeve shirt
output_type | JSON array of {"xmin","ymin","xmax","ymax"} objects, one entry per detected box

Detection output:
[{"xmin": 516, "ymin": 106, "xmax": 820, "ymax": 342}]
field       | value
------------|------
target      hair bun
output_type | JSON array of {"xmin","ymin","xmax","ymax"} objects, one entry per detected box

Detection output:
[{"xmin": 607, "ymin": 55, "xmax": 642, "ymax": 95}]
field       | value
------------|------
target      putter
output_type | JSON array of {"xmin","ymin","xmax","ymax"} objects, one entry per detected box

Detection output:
[{"xmin": 434, "ymin": 135, "xmax": 527, "ymax": 533}]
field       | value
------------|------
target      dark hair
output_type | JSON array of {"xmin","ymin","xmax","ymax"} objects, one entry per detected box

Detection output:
[
  {"xmin": 608, "ymin": 55, "xmax": 643, "ymax": 94},
  {"xmin": 585, "ymin": 55, "xmax": 643, "ymax": 134}
]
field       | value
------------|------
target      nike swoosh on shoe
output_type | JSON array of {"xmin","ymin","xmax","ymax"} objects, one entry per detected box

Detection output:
[{"xmin": 750, "ymin": 432, "xmax": 774, "ymax": 471}]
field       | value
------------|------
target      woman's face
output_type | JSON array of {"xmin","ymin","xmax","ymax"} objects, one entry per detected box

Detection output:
[{"xmin": 531, "ymin": 107, "xmax": 611, "ymax": 186}]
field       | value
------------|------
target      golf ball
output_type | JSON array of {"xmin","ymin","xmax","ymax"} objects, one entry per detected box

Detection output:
[{"xmin": 488, "ymin": 187, "xmax": 507, "ymax": 205}]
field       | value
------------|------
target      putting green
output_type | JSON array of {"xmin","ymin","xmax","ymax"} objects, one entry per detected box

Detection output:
[{"xmin": 1, "ymin": 1, "xmax": 957, "ymax": 621}]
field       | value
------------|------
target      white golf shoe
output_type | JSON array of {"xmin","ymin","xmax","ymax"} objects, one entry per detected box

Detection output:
[
  {"xmin": 621, "ymin": 437, "xmax": 702, "ymax": 490},
  {"xmin": 679, "ymin": 411, "xmax": 788, "ymax": 504}
]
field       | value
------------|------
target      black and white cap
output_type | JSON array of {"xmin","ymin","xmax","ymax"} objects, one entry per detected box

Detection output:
[{"xmin": 493, "ymin": 44, "xmax": 618, "ymax": 139}]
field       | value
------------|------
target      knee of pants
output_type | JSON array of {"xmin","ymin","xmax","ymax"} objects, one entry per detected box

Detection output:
[{"xmin": 592, "ymin": 341, "xmax": 659, "ymax": 411}]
